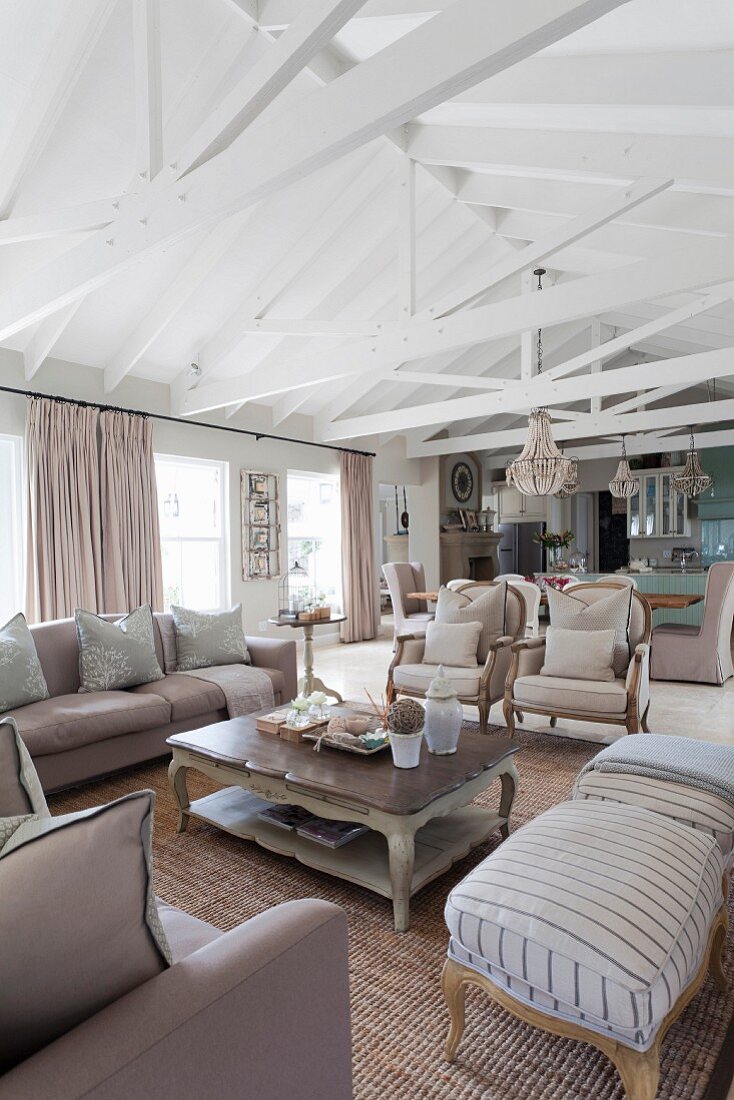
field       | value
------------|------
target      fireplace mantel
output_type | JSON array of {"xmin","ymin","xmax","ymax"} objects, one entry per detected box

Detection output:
[{"xmin": 439, "ymin": 531, "xmax": 502, "ymax": 585}]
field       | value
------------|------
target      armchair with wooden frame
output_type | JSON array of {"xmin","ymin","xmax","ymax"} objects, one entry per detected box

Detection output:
[
  {"xmin": 386, "ymin": 582, "xmax": 526, "ymax": 735},
  {"xmin": 503, "ymin": 583, "xmax": 652, "ymax": 738}
]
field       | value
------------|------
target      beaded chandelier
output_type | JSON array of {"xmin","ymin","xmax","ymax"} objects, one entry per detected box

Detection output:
[
  {"xmin": 554, "ymin": 455, "xmax": 580, "ymax": 499},
  {"xmin": 672, "ymin": 428, "xmax": 713, "ymax": 498},
  {"xmin": 609, "ymin": 437, "xmax": 639, "ymax": 499},
  {"xmin": 505, "ymin": 269, "xmax": 574, "ymax": 498}
]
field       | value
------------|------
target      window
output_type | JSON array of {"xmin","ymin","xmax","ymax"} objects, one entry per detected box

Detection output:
[
  {"xmin": 155, "ymin": 455, "xmax": 228, "ymax": 610},
  {"xmin": 287, "ymin": 472, "xmax": 341, "ymax": 609},
  {"xmin": 0, "ymin": 435, "xmax": 23, "ymax": 624}
]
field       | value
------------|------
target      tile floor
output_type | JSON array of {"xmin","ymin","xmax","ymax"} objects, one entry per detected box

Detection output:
[{"xmin": 310, "ymin": 624, "xmax": 734, "ymax": 747}]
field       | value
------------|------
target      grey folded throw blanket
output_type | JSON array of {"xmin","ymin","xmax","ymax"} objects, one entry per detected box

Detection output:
[
  {"xmin": 179, "ymin": 665, "xmax": 274, "ymax": 717},
  {"xmin": 578, "ymin": 733, "xmax": 734, "ymax": 806}
]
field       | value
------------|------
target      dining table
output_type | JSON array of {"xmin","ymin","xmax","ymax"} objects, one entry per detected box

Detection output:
[{"xmin": 406, "ymin": 590, "xmax": 704, "ymax": 613}]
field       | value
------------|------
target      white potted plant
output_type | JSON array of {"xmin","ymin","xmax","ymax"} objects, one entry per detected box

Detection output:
[{"xmin": 386, "ymin": 698, "xmax": 425, "ymax": 769}]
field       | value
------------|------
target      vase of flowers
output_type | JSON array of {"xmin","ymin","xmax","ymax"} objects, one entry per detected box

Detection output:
[
  {"xmin": 386, "ymin": 698, "xmax": 425, "ymax": 769},
  {"xmin": 286, "ymin": 695, "xmax": 312, "ymax": 728},
  {"xmin": 533, "ymin": 529, "xmax": 574, "ymax": 571}
]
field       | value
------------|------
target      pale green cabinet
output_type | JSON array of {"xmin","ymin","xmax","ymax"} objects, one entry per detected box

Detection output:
[
  {"xmin": 627, "ymin": 468, "xmax": 689, "ymax": 539},
  {"xmin": 496, "ymin": 485, "xmax": 548, "ymax": 523}
]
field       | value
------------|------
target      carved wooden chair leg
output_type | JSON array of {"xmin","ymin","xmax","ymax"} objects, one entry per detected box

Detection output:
[
  {"xmin": 477, "ymin": 701, "xmax": 489, "ymax": 735},
  {"xmin": 641, "ymin": 703, "xmax": 651, "ymax": 732},
  {"xmin": 611, "ymin": 1041, "xmax": 661, "ymax": 1100},
  {"xmin": 515, "ymin": 710, "xmax": 524, "ymax": 723},
  {"xmin": 502, "ymin": 698, "xmax": 515, "ymax": 737},
  {"xmin": 549, "ymin": 716, "xmax": 557, "ymax": 728},
  {"xmin": 442, "ymin": 959, "xmax": 467, "ymax": 1062},
  {"xmin": 710, "ymin": 919, "xmax": 729, "ymax": 992}
]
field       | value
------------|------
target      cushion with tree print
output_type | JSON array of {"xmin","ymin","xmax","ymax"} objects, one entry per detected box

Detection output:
[
  {"xmin": 171, "ymin": 604, "xmax": 250, "ymax": 671},
  {"xmin": 75, "ymin": 605, "xmax": 164, "ymax": 692},
  {"xmin": 0, "ymin": 614, "xmax": 49, "ymax": 714}
]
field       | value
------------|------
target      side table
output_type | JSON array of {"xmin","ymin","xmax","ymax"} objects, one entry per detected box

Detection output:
[{"xmin": 268, "ymin": 615, "xmax": 346, "ymax": 701}]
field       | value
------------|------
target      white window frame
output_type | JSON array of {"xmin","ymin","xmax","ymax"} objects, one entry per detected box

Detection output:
[
  {"xmin": 155, "ymin": 453, "xmax": 230, "ymax": 609},
  {"xmin": 0, "ymin": 434, "xmax": 24, "ymax": 622}
]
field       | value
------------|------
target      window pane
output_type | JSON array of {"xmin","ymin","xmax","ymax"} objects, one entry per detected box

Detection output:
[
  {"xmin": 155, "ymin": 456, "xmax": 227, "ymax": 610},
  {"xmin": 286, "ymin": 472, "xmax": 341, "ymax": 607}
]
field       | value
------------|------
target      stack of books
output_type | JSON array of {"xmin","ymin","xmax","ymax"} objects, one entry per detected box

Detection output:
[{"xmin": 257, "ymin": 804, "xmax": 369, "ymax": 849}]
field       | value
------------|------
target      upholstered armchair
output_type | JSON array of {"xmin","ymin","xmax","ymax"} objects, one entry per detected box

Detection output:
[
  {"xmin": 651, "ymin": 562, "xmax": 734, "ymax": 684},
  {"xmin": 504, "ymin": 583, "xmax": 652, "ymax": 737},
  {"xmin": 386, "ymin": 582, "xmax": 526, "ymax": 735},
  {"xmin": 382, "ymin": 562, "xmax": 435, "ymax": 647}
]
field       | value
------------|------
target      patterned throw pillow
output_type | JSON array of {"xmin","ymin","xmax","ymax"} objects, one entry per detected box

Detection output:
[
  {"xmin": 75, "ymin": 605, "xmax": 164, "ymax": 692},
  {"xmin": 545, "ymin": 585, "xmax": 633, "ymax": 676},
  {"xmin": 0, "ymin": 613, "xmax": 49, "ymax": 714},
  {"xmin": 434, "ymin": 582, "xmax": 507, "ymax": 662},
  {"xmin": 171, "ymin": 604, "xmax": 250, "ymax": 672}
]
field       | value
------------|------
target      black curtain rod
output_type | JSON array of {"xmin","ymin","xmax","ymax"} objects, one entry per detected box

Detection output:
[{"xmin": 0, "ymin": 384, "xmax": 376, "ymax": 458}]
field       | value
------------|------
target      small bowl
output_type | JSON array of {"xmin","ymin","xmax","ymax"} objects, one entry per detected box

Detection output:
[{"xmin": 345, "ymin": 716, "xmax": 370, "ymax": 735}]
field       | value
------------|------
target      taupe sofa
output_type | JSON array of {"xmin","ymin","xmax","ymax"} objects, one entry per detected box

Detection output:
[
  {"xmin": 0, "ymin": 897, "xmax": 352, "ymax": 1100},
  {"xmin": 5, "ymin": 613, "xmax": 297, "ymax": 792}
]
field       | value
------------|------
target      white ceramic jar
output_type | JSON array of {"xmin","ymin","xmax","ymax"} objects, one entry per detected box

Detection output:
[{"xmin": 423, "ymin": 666, "xmax": 463, "ymax": 755}]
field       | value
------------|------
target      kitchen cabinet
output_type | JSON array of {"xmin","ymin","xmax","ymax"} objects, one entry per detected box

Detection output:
[
  {"xmin": 496, "ymin": 485, "xmax": 548, "ymax": 523},
  {"xmin": 627, "ymin": 468, "xmax": 689, "ymax": 538}
]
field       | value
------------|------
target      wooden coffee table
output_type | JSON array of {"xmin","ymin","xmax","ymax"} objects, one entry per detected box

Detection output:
[{"xmin": 167, "ymin": 710, "xmax": 520, "ymax": 932}]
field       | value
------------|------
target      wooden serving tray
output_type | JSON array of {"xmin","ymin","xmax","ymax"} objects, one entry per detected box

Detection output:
[{"xmin": 302, "ymin": 731, "xmax": 390, "ymax": 755}]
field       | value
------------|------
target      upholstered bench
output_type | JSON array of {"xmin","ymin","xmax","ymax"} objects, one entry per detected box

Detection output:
[
  {"xmin": 442, "ymin": 800, "xmax": 728, "ymax": 1100},
  {"xmin": 573, "ymin": 734, "xmax": 734, "ymax": 866}
]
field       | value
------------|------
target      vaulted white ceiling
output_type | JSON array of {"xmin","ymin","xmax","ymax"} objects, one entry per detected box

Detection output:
[{"xmin": 1, "ymin": 0, "xmax": 733, "ymax": 463}]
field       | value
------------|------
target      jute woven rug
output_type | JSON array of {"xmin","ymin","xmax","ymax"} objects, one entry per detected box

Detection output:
[{"xmin": 50, "ymin": 723, "xmax": 734, "ymax": 1100}]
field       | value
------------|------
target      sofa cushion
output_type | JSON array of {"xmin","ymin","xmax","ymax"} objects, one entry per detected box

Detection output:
[
  {"xmin": 129, "ymin": 674, "xmax": 226, "ymax": 721},
  {"xmin": 394, "ymin": 663, "xmax": 480, "ymax": 697},
  {"xmin": 546, "ymin": 584, "xmax": 632, "ymax": 676},
  {"xmin": 0, "ymin": 716, "xmax": 49, "ymax": 817},
  {"xmin": 0, "ymin": 612, "xmax": 49, "ymax": 713},
  {"xmin": 424, "ymin": 621, "xmax": 483, "ymax": 668},
  {"xmin": 446, "ymin": 800, "xmax": 723, "ymax": 1051},
  {"xmin": 254, "ymin": 666, "xmax": 286, "ymax": 703},
  {"xmin": 171, "ymin": 604, "xmax": 250, "ymax": 672},
  {"xmin": 7, "ymin": 691, "xmax": 171, "ymax": 757},
  {"xmin": 0, "ymin": 791, "xmax": 171, "ymax": 1072},
  {"xmin": 541, "ymin": 625, "xmax": 617, "ymax": 682},
  {"xmin": 157, "ymin": 900, "xmax": 222, "ymax": 962},
  {"xmin": 513, "ymin": 674, "xmax": 628, "ymax": 715},
  {"xmin": 76, "ymin": 605, "xmax": 164, "ymax": 692},
  {"xmin": 434, "ymin": 583, "xmax": 506, "ymax": 661}
]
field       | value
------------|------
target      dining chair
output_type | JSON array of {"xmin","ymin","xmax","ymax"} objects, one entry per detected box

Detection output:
[
  {"xmin": 650, "ymin": 562, "xmax": 734, "ymax": 684},
  {"xmin": 381, "ymin": 562, "xmax": 435, "ymax": 648},
  {"xmin": 509, "ymin": 580, "xmax": 542, "ymax": 638}
]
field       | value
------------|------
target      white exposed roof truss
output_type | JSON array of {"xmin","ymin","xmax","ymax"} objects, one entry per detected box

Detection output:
[{"xmin": 0, "ymin": 0, "xmax": 733, "ymax": 461}]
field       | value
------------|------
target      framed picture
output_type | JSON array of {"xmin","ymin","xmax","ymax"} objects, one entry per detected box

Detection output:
[
  {"xmin": 466, "ymin": 510, "xmax": 478, "ymax": 531},
  {"xmin": 242, "ymin": 471, "xmax": 280, "ymax": 580},
  {"xmin": 250, "ymin": 500, "xmax": 270, "ymax": 525},
  {"xmin": 458, "ymin": 509, "xmax": 468, "ymax": 530},
  {"xmin": 250, "ymin": 527, "xmax": 270, "ymax": 550}
]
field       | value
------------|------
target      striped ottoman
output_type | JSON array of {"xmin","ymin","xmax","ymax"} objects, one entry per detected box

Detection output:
[
  {"xmin": 573, "ymin": 734, "xmax": 734, "ymax": 865},
  {"xmin": 442, "ymin": 800, "xmax": 728, "ymax": 1100}
]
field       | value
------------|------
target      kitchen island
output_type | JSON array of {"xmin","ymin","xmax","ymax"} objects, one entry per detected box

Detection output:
[{"xmin": 542, "ymin": 571, "xmax": 707, "ymax": 626}]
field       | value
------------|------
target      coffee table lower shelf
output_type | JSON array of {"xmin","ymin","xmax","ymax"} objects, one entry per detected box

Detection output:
[{"xmin": 187, "ymin": 785, "xmax": 504, "ymax": 906}]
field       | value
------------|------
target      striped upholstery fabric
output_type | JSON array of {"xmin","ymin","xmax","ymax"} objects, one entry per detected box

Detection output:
[
  {"xmin": 574, "ymin": 770, "xmax": 734, "ymax": 862},
  {"xmin": 445, "ymin": 800, "xmax": 723, "ymax": 1051}
]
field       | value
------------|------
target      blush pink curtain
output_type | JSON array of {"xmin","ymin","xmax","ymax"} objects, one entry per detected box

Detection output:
[
  {"xmin": 25, "ymin": 397, "xmax": 104, "ymax": 622},
  {"xmin": 339, "ymin": 452, "xmax": 379, "ymax": 643},
  {"xmin": 100, "ymin": 411, "xmax": 163, "ymax": 613}
]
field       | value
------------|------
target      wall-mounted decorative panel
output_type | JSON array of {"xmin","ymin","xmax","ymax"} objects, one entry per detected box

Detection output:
[{"xmin": 241, "ymin": 470, "xmax": 280, "ymax": 580}]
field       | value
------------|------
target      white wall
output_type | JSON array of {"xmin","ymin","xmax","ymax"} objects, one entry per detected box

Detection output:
[{"xmin": 0, "ymin": 349, "xmax": 428, "ymax": 637}]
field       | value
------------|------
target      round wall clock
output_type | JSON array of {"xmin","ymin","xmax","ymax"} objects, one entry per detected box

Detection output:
[{"xmin": 451, "ymin": 461, "xmax": 474, "ymax": 504}]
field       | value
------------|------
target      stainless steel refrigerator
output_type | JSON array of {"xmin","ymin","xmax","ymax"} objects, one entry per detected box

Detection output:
[{"xmin": 497, "ymin": 522, "xmax": 546, "ymax": 577}]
